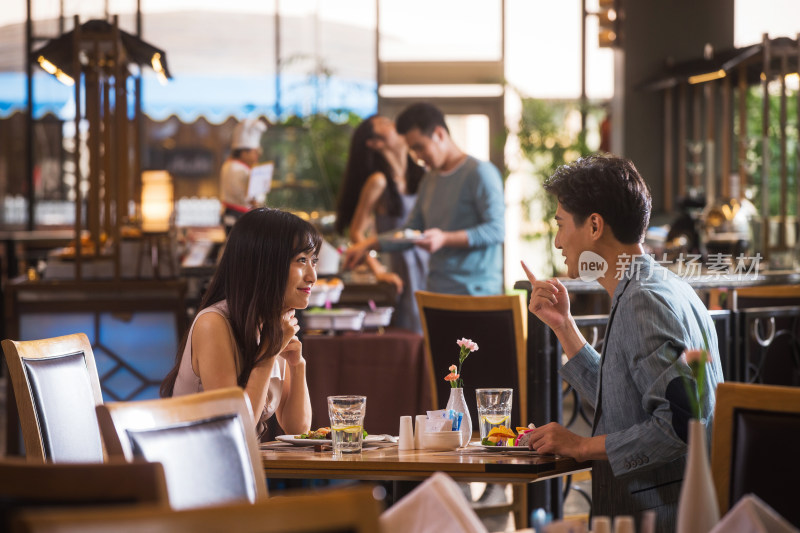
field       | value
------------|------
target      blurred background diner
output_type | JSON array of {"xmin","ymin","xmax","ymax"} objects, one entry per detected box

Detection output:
[{"xmin": 1, "ymin": 0, "xmax": 800, "ymax": 531}]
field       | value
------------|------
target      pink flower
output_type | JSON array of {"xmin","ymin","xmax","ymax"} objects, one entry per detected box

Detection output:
[
  {"xmin": 446, "ymin": 338, "xmax": 480, "ymax": 388},
  {"xmin": 457, "ymin": 338, "xmax": 479, "ymax": 352},
  {"xmin": 684, "ymin": 349, "xmax": 705, "ymax": 365}
]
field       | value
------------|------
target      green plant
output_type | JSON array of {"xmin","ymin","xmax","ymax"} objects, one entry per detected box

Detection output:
[
  {"xmin": 261, "ymin": 110, "xmax": 361, "ymax": 215},
  {"xmin": 516, "ymin": 98, "xmax": 597, "ymax": 276},
  {"xmin": 740, "ymin": 85, "xmax": 798, "ymax": 217}
]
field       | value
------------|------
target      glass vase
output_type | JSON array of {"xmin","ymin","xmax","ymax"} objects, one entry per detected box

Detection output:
[
  {"xmin": 445, "ymin": 387, "xmax": 472, "ymax": 446},
  {"xmin": 676, "ymin": 418, "xmax": 720, "ymax": 533}
]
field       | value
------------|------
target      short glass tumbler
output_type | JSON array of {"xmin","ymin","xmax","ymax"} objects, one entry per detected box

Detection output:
[
  {"xmin": 476, "ymin": 388, "xmax": 513, "ymax": 440},
  {"xmin": 327, "ymin": 395, "xmax": 367, "ymax": 455}
]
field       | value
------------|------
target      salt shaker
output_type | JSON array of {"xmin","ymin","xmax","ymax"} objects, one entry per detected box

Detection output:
[{"xmin": 398, "ymin": 416, "xmax": 414, "ymax": 450}]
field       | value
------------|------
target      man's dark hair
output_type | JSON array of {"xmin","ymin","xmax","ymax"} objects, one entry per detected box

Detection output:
[
  {"xmin": 395, "ymin": 102, "xmax": 449, "ymax": 136},
  {"xmin": 544, "ymin": 154, "xmax": 652, "ymax": 244}
]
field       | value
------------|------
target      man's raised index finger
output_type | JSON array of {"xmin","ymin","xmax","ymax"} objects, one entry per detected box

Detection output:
[{"xmin": 520, "ymin": 260, "xmax": 537, "ymax": 284}]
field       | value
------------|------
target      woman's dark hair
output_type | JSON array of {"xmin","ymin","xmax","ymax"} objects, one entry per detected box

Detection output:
[
  {"xmin": 544, "ymin": 154, "xmax": 652, "ymax": 244},
  {"xmin": 160, "ymin": 208, "xmax": 322, "ymax": 397},
  {"xmin": 335, "ymin": 116, "xmax": 424, "ymax": 234}
]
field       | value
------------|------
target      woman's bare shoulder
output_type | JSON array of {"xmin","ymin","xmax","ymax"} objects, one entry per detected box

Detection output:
[{"xmin": 192, "ymin": 309, "xmax": 231, "ymax": 338}]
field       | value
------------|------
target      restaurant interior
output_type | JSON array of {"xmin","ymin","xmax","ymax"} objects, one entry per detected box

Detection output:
[{"xmin": 0, "ymin": 0, "xmax": 799, "ymax": 532}]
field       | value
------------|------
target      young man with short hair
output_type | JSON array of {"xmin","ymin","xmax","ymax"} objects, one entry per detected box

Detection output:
[
  {"xmin": 522, "ymin": 154, "xmax": 723, "ymax": 533},
  {"xmin": 344, "ymin": 102, "xmax": 505, "ymax": 295}
]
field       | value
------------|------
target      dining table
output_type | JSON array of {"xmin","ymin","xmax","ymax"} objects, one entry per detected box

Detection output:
[{"xmin": 261, "ymin": 444, "xmax": 591, "ymax": 485}]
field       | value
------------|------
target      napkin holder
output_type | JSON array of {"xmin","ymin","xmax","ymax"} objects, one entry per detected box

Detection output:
[{"xmin": 422, "ymin": 430, "xmax": 463, "ymax": 450}]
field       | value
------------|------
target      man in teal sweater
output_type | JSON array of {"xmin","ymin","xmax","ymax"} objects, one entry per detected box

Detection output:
[{"xmin": 343, "ymin": 102, "xmax": 505, "ymax": 295}]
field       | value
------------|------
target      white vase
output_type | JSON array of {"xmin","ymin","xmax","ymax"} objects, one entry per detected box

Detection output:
[
  {"xmin": 677, "ymin": 419, "xmax": 720, "ymax": 533},
  {"xmin": 445, "ymin": 387, "xmax": 472, "ymax": 445}
]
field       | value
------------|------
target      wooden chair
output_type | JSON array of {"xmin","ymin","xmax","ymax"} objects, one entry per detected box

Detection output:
[
  {"xmin": 14, "ymin": 485, "xmax": 381, "ymax": 533},
  {"xmin": 711, "ymin": 382, "xmax": 800, "ymax": 526},
  {"xmin": 416, "ymin": 291, "xmax": 528, "ymax": 430},
  {"xmin": 1, "ymin": 333, "xmax": 105, "ymax": 462},
  {"xmin": 416, "ymin": 290, "xmax": 528, "ymax": 528},
  {"xmin": 0, "ymin": 458, "xmax": 168, "ymax": 532},
  {"xmin": 96, "ymin": 387, "xmax": 268, "ymax": 510}
]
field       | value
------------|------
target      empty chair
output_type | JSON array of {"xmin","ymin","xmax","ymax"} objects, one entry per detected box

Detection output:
[
  {"xmin": 2, "ymin": 333, "xmax": 105, "ymax": 462},
  {"xmin": 711, "ymin": 382, "xmax": 800, "ymax": 527},
  {"xmin": 14, "ymin": 484, "xmax": 381, "ymax": 533},
  {"xmin": 0, "ymin": 457, "xmax": 168, "ymax": 531},
  {"xmin": 416, "ymin": 291, "xmax": 528, "ymax": 429},
  {"xmin": 416, "ymin": 290, "xmax": 528, "ymax": 527},
  {"xmin": 96, "ymin": 387, "xmax": 268, "ymax": 510}
]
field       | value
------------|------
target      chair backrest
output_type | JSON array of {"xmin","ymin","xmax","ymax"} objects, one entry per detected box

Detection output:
[
  {"xmin": 14, "ymin": 484, "xmax": 381, "ymax": 533},
  {"xmin": 1, "ymin": 333, "xmax": 105, "ymax": 462},
  {"xmin": 0, "ymin": 457, "xmax": 168, "ymax": 531},
  {"xmin": 711, "ymin": 382, "xmax": 800, "ymax": 526},
  {"xmin": 416, "ymin": 291, "xmax": 528, "ymax": 429},
  {"xmin": 96, "ymin": 387, "xmax": 268, "ymax": 510}
]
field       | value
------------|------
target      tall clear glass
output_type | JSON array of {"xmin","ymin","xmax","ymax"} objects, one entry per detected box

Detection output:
[
  {"xmin": 327, "ymin": 395, "xmax": 367, "ymax": 455},
  {"xmin": 475, "ymin": 388, "xmax": 512, "ymax": 440}
]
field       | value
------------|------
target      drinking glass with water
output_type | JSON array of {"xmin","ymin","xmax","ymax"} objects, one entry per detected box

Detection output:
[
  {"xmin": 327, "ymin": 395, "xmax": 367, "ymax": 454},
  {"xmin": 476, "ymin": 388, "xmax": 513, "ymax": 440}
]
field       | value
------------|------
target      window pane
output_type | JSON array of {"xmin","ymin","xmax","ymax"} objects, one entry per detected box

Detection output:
[
  {"xmin": 447, "ymin": 114, "xmax": 490, "ymax": 162},
  {"xmin": 379, "ymin": 0, "xmax": 502, "ymax": 61},
  {"xmin": 506, "ymin": 0, "xmax": 612, "ymax": 99}
]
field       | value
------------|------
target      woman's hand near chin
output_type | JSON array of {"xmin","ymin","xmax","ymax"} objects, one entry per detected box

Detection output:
[
  {"xmin": 278, "ymin": 336, "xmax": 304, "ymax": 367},
  {"xmin": 279, "ymin": 309, "xmax": 300, "ymax": 352}
]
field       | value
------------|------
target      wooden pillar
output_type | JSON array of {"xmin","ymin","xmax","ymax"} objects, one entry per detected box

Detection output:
[
  {"xmin": 737, "ymin": 66, "xmax": 748, "ymax": 198},
  {"xmin": 692, "ymin": 84, "xmax": 703, "ymax": 189},
  {"xmin": 663, "ymin": 87, "xmax": 674, "ymax": 212},
  {"xmin": 86, "ymin": 38, "xmax": 102, "ymax": 250},
  {"xmin": 678, "ymin": 84, "xmax": 688, "ymax": 199},
  {"xmin": 103, "ymin": 75, "xmax": 113, "ymax": 242},
  {"xmin": 760, "ymin": 34, "xmax": 771, "ymax": 259},
  {"xmin": 73, "ymin": 15, "xmax": 83, "ymax": 280},
  {"xmin": 112, "ymin": 16, "xmax": 122, "ymax": 280},
  {"xmin": 705, "ymin": 80, "xmax": 716, "ymax": 204},
  {"xmin": 778, "ymin": 53, "xmax": 788, "ymax": 250},
  {"xmin": 796, "ymin": 34, "xmax": 800, "ymax": 242},
  {"xmin": 721, "ymin": 75, "xmax": 732, "ymax": 199}
]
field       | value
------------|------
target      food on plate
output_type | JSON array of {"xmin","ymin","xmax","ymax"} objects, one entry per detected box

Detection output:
[
  {"xmin": 481, "ymin": 426, "xmax": 516, "ymax": 446},
  {"xmin": 295, "ymin": 427, "xmax": 368, "ymax": 439},
  {"xmin": 479, "ymin": 425, "xmax": 537, "ymax": 447},
  {"xmin": 296, "ymin": 427, "xmax": 331, "ymax": 439},
  {"xmin": 514, "ymin": 427, "xmax": 536, "ymax": 447},
  {"xmin": 393, "ymin": 228, "xmax": 422, "ymax": 239}
]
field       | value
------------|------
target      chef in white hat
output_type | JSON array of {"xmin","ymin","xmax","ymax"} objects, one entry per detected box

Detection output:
[{"xmin": 220, "ymin": 118, "xmax": 268, "ymax": 230}]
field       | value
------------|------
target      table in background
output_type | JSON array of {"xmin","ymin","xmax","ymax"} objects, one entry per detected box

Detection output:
[{"xmin": 302, "ymin": 328, "xmax": 432, "ymax": 436}]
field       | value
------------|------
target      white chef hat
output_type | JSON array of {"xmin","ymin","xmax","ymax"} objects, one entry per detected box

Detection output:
[{"xmin": 231, "ymin": 119, "xmax": 267, "ymax": 150}]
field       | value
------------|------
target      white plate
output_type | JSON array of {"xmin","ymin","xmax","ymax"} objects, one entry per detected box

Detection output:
[
  {"xmin": 467, "ymin": 442, "xmax": 538, "ymax": 453},
  {"xmin": 275, "ymin": 434, "xmax": 382, "ymax": 446}
]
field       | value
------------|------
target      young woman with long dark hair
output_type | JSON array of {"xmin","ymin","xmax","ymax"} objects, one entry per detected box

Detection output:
[
  {"xmin": 335, "ymin": 115, "xmax": 428, "ymax": 332},
  {"xmin": 161, "ymin": 208, "xmax": 318, "ymax": 437}
]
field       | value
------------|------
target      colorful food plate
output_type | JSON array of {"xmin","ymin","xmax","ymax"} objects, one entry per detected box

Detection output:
[{"xmin": 467, "ymin": 442, "xmax": 538, "ymax": 453}]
